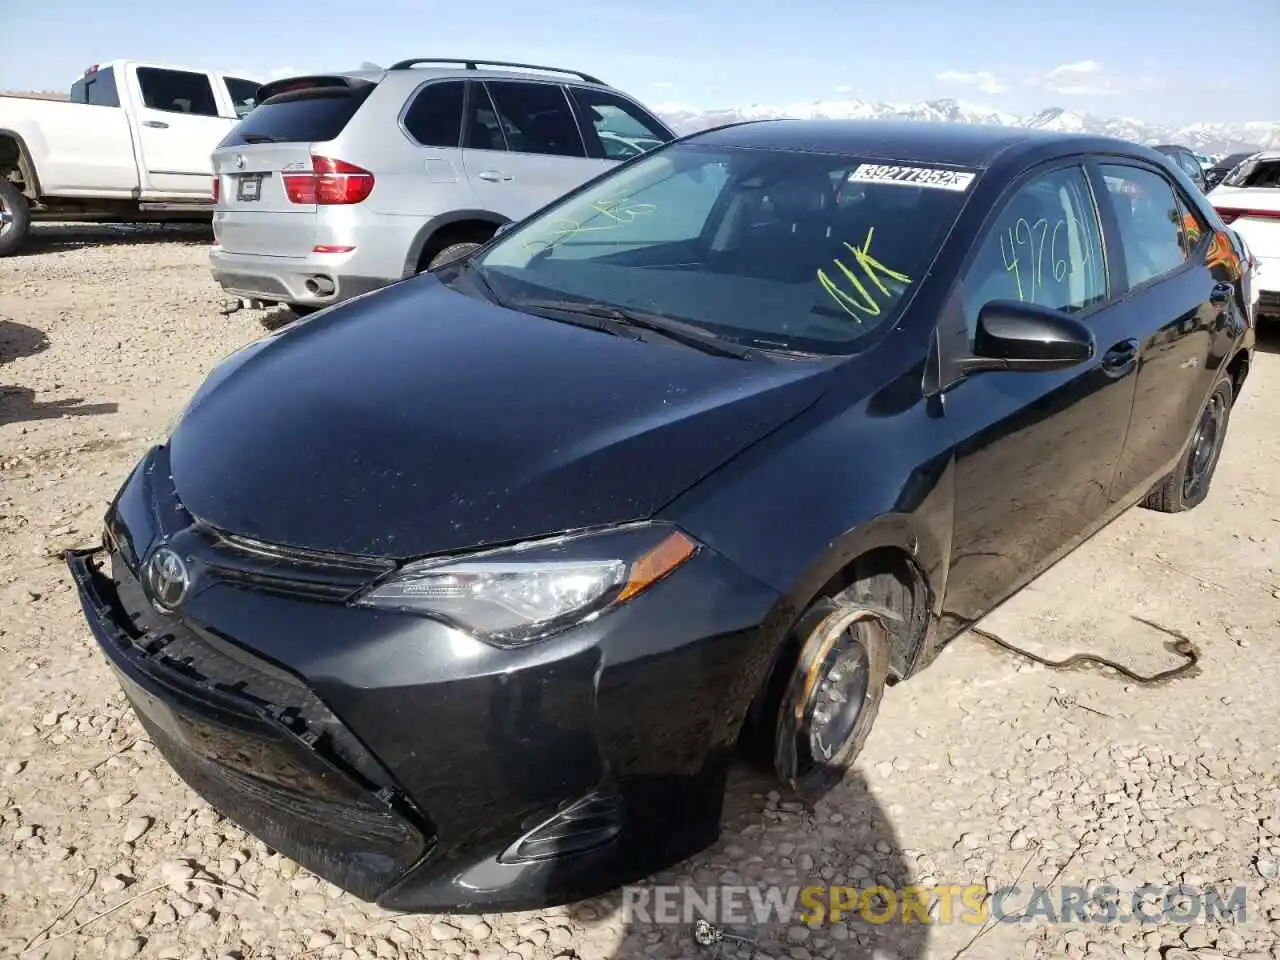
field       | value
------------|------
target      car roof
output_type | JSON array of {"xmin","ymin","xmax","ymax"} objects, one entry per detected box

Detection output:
[
  {"xmin": 684, "ymin": 119, "xmax": 1163, "ymax": 170},
  {"xmin": 292, "ymin": 66, "xmax": 614, "ymax": 92}
]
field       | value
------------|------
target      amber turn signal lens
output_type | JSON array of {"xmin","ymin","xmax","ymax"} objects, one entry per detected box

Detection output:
[{"xmin": 614, "ymin": 530, "xmax": 698, "ymax": 604}]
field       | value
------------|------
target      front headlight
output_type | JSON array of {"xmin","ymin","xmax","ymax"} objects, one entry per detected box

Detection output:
[{"xmin": 355, "ymin": 523, "xmax": 699, "ymax": 647}]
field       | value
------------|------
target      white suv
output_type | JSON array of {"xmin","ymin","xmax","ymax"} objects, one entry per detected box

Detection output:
[
  {"xmin": 209, "ymin": 59, "xmax": 676, "ymax": 313},
  {"xmin": 1207, "ymin": 151, "xmax": 1280, "ymax": 320}
]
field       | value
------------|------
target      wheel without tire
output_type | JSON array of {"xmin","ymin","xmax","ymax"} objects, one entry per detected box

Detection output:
[
  {"xmin": 426, "ymin": 241, "xmax": 482, "ymax": 271},
  {"xmin": 770, "ymin": 594, "xmax": 891, "ymax": 800},
  {"xmin": 0, "ymin": 180, "xmax": 33, "ymax": 258},
  {"xmin": 1142, "ymin": 373, "xmax": 1234, "ymax": 513}
]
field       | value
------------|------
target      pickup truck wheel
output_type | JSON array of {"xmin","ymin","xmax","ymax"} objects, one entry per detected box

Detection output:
[
  {"xmin": 1142, "ymin": 373, "xmax": 1234, "ymax": 513},
  {"xmin": 0, "ymin": 181, "xmax": 32, "ymax": 258},
  {"xmin": 767, "ymin": 594, "xmax": 891, "ymax": 800}
]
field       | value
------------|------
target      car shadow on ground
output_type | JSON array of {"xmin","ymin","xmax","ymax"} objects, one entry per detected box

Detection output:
[
  {"xmin": 0, "ymin": 318, "xmax": 50, "ymax": 364},
  {"xmin": 16, "ymin": 222, "xmax": 212, "ymax": 255},
  {"xmin": 559, "ymin": 766, "xmax": 931, "ymax": 960}
]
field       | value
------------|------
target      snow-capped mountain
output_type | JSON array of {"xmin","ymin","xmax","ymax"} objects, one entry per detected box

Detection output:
[{"xmin": 654, "ymin": 98, "xmax": 1280, "ymax": 156}]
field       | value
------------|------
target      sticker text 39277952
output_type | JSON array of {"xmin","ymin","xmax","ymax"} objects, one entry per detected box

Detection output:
[{"xmin": 847, "ymin": 164, "xmax": 977, "ymax": 192}]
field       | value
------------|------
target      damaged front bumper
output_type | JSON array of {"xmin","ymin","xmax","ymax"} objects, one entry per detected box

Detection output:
[{"xmin": 64, "ymin": 446, "xmax": 788, "ymax": 911}]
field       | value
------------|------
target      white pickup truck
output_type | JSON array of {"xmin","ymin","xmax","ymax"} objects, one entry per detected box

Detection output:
[{"xmin": 0, "ymin": 60, "xmax": 262, "ymax": 256}]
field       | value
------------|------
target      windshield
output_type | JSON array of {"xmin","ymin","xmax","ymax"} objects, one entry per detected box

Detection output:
[
  {"xmin": 475, "ymin": 143, "xmax": 976, "ymax": 354},
  {"xmin": 1223, "ymin": 157, "xmax": 1280, "ymax": 189}
]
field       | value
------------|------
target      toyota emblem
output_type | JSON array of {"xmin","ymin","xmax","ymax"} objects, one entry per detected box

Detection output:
[{"xmin": 145, "ymin": 546, "xmax": 191, "ymax": 610}]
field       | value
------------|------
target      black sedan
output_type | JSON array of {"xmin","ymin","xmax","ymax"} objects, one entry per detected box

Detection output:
[{"xmin": 68, "ymin": 119, "xmax": 1254, "ymax": 913}]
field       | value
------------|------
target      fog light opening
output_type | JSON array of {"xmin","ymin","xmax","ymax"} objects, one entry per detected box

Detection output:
[{"xmin": 498, "ymin": 790, "xmax": 623, "ymax": 864}]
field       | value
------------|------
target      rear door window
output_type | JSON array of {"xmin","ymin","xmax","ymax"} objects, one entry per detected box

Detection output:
[
  {"xmin": 224, "ymin": 77, "xmax": 261, "ymax": 119},
  {"xmin": 219, "ymin": 84, "xmax": 376, "ymax": 147},
  {"xmin": 569, "ymin": 87, "xmax": 672, "ymax": 160},
  {"xmin": 481, "ymin": 81, "xmax": 586, "ymax": 158},
  {"xmin": 136, "ymin": 67, "xmax": 220, "ymax": 117},
  {"xmin": 402, "ymin": 80, "xmax": 465, "ymax": 147},
  {"xmin": 1099, "ymin": 164, "xmax": 1190, "ymax": 288}
]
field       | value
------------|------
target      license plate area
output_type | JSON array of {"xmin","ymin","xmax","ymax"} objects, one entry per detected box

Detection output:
[{"xmin": 237, "ymin": 174, "xmax": 264, "ymax": 202}]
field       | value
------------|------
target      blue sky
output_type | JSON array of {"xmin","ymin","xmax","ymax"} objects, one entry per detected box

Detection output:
[{"xmin": 3, "ymin": 0, "xmax": 1277, "ymax": 124}]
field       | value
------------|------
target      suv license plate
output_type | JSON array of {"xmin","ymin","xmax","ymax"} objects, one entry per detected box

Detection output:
[{"xmin": 237, "ymin": 175, "xmax": 263, "ymax": 202}]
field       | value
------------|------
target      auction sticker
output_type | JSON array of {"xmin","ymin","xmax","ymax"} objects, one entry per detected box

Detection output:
[{"xmin": 848, "ymin": 163, "xmax": 977, "ymax": 192}]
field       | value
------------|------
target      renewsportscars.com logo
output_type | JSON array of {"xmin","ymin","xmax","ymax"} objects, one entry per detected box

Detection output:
[{"xmin": 622, "ymin": 883, "xmax": 1249, "ymax": 926}]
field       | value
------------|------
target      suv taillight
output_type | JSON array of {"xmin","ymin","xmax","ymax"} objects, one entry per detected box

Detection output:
[
  {"xmin": 283, "ymin": 156, "xmax": 374, "ymax": 205},
  {"xmin": 212, "ymin": 177, "xmax": 220, "ymax": 204}
]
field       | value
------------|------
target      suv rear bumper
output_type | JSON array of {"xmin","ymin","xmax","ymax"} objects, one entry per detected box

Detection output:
[{"xmin": 210, "ymin": 248, "xmax": 388, "ymax": 308}]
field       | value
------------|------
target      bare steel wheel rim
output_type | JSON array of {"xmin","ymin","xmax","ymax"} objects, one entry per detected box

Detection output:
[
  {"xmin": 806, "ymin": 641, "xmax": 870, "ymax": 762},
  {"xmin": 1183, "ymin": 392, "xmax": 1225, "ymax": 501},
  {"xmin": 0, "ymin": 203, "xmax": 13, "ymax": 238}
]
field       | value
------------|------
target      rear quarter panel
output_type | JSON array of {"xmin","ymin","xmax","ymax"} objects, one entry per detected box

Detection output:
[{"xmin": 0, "ymin": 97, "xmax": 138, "ymax": 196}]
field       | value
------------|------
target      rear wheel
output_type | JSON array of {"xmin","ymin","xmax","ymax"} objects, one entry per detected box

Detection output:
[
  {"xmin": 1142, "ymin": 373, "xmax": 1234, "ymax": 513},
  {"xmin": 0, "ymin": 180, "xmax": 32, "ymax": 258},
  {"xmin": 426, "ymin": 241, "xmax": 482, "ymax": 271}
]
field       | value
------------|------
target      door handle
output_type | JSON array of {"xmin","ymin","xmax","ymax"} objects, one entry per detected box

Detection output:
[
  {"xmin": 142, "ymin": 120, "xmax": 169, "ymax": 129},
  {"xmin": 1209, "ymin": 282, "xmax": 1234, "ymax": 306},
  {"xmin": 1101, "ymin": 338, "xmax": 1140, "ymax": 377},
  {"xmin": 476, "ymin": 170, "xmax": 513, "ymax": 182}
]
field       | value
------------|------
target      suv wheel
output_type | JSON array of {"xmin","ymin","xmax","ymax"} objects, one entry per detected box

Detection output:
[{"xmin": 425, "ymin": 241, "xmax": 482, "ymax": 272}]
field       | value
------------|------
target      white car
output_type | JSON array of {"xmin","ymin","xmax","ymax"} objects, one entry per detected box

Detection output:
[
  {"xmin": 0, "ymin": 60, "xmax": 261, "ymax": 256},
  {"xmin": 1208, "ymin": 150, "xmax": 1280, "ymax": 320}
]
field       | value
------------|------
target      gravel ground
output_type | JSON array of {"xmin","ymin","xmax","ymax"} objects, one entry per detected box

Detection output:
[{"xmin": 2, "ymin": 223, "xmax": 1279, "ymax": 960}]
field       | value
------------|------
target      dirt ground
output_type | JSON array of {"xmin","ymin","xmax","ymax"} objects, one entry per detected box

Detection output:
[{"xmin": 1, "ymin": 223, "xmax": 1279, "ymax": 960}]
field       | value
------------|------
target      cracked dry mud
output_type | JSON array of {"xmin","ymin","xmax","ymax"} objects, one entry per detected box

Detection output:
[{"xmin": 2, "ymin": 223, "xmax": 1279, "ymax": 960}]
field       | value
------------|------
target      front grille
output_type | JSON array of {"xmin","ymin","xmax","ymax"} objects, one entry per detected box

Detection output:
[
  {"xmin": 95, "ymin": 550, "xmax": 434, "ymax": 900},
  {"xmin": 1258, "ymin": 290, "xmax": 1280, "ymax": 316}
]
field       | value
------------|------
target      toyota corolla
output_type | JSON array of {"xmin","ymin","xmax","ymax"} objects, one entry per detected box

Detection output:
[{"xmin": 68, "ymin": 119, "xmax": 1253, "ymax": 912}]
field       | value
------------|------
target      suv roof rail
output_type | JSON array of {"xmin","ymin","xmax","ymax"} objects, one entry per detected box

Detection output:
[{"xmin": 387, "ymin": 58, "xmax": 604, "ymax": 85}]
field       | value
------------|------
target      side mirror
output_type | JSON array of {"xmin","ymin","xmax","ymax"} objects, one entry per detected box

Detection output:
[{"xmin": 962, "ymin": 300, "xmax": 1095, "ymax": 375}]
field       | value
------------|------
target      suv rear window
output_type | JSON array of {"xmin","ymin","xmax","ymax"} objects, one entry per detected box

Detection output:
[
  {"xmin": 1224, "ymin": 158, "xmax": 1280, "ymax": 189},
  {"xmin": 219, "ymin": 82, "xmax": 375, "ymax": 147}
]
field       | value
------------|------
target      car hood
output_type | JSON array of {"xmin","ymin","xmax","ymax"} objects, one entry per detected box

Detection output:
[{"xmin": 168, "ymin": 277, "xmax": 832, "ymax": 559}]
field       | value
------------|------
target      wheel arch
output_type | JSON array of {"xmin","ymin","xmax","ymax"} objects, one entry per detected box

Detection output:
[
  {"xmin": 735, "ymin": 514, "xmax": 945, "ymax": 759},
  {"xmin": 402, "ymin": 209, "xmax": 510, "ymax": 276},
  {"xmin": 0, "ymin": 129, "xmax": 42, "ymax": 198}
]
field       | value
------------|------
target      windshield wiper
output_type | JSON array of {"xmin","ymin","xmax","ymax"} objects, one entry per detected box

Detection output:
[
  {"xmin": 237, "ymin": 133, "xmax": 284, "ymax": 144},
  {"xmin": 515, "ymin": 299, "xmax": 755, "ymax": 360}
]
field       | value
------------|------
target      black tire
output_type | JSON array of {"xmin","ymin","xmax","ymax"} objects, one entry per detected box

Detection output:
[
  {"xmin": 0, "ymin": 180, "xmax": 32, "ymax": 258},
  {"xmin": 426, "ymin": 241, "xmax": 482, "ymax": 271},
  {"xmin": 742, "ymin": 589, "xmax": 891, "ymax": 801},
  {"xmin": 1142, "ymin": 373, "xmax": 1234, "ymax": 513}
]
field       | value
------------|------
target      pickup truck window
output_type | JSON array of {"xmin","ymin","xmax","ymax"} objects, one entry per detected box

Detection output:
[
  {"xmin": 69, "ymin": 68, "xmax": 120, "ymax": 108},
  {"xmin": 225, "ymin": 77, "xmax": 261, "ymax": 119},
  {"xmin": 137, "ymin": 67, "xmax": 219, "ymax": 118}
]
